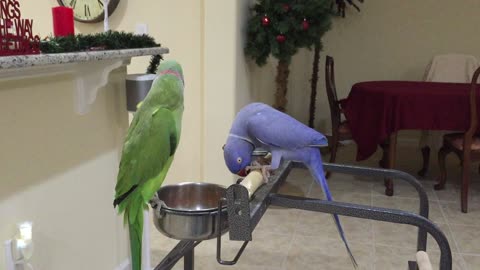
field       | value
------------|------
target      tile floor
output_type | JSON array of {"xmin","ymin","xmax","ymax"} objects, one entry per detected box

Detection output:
[{"xmin": 150, "ymin": 141, "xmax": 480, "ymax": 269}]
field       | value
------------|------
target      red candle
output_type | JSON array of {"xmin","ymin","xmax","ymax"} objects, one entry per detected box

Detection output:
[{"xmin": 52, "ymin": 6, "xmax": 75, "ymax": 37}]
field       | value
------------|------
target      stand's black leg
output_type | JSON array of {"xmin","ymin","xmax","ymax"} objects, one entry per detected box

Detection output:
[
  {"xmin": 184, "ymin": 248, "xmax": 194, "ymax": 270},
  {"xmin": 154, "ymin": 241, "xmax": 199, "ymax": 270}
]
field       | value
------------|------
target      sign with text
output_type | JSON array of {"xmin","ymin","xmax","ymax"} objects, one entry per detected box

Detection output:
[{"xmin": 0, "ymin": 0, "xmax": 40, "ymax": 56}]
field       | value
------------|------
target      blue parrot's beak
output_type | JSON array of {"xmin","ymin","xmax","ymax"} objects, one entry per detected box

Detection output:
[{"xmin": 237, "ymin": 168, "xmax": 247, "ymax": 177}]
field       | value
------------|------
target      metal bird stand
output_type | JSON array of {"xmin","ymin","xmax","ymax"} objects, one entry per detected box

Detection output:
[{"xmin": 152, "ymin": 161, "xmax": 452, "ymax": 270}]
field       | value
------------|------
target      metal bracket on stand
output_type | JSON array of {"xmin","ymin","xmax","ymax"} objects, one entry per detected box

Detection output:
[
  {"xmin": 225, "ymin": 185, "xmax": 252, "ymax": 241},
  {"xmin": 216, "ymin": 198, "xmax": 249, "ymax": 265}
]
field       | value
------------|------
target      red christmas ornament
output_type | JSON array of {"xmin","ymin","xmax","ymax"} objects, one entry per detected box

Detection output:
[
  {"xmin": 261, "ymin": 15, "xmax": 270, "ymax": 26},
  {"xmin": 276, "ymin": 34, "xmax": 286, "ymax": 43},
  {"xmin": 302, "ymin": 19, "xmax": 310, "ymax": 30},
  {"xmin": 283, "ymin": 4, "xmax": 290, "ymax": 12}
]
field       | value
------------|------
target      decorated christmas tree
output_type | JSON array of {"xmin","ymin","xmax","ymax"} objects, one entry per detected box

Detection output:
[{"xmin": 245, "ymin": 0, "xmax": 332, "ymax": 112}]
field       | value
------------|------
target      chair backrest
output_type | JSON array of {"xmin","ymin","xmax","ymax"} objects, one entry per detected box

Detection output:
[
  {"xmin": 466, "ymin": 67, "xmax": 480, "ymax": 139},
  {"xmin": 424, "ymin": 54, "xmax": 480, "ymax": 83},
  {"xmin": 325, "ymin": 56, "xmax": 341, "ymax": 126}
]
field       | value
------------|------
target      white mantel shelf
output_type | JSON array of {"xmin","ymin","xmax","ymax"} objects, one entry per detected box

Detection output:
[
  {"xmin": 0, "ymin": 47, "xmax": 169, "ymax": 69},
  {"xmin": 0, "ymin": 47, "xmax": 169, "ymax": 114}
]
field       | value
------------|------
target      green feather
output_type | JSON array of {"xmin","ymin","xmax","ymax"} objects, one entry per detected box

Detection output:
[
  {"xmin": 114, "ymin": 61, "xmax": 184, "ymax": 270},
  {"xmin": 127, "ymin": 199, "xmax": 143, "ymax": 270}
]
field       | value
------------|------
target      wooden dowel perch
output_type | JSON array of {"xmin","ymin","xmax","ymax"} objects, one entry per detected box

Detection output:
[
  {"xmin": 240, "ymin": 170, "xmax": 264, "ymax": 199},
  {"xmin": 416, "ymin": 251, "xmax": 433, "ymax": 270}
]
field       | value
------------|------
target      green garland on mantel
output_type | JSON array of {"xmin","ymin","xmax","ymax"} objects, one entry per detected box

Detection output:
[{"xmin": 39, "ymin": 31, "xmax": 163, "ymax": 74}]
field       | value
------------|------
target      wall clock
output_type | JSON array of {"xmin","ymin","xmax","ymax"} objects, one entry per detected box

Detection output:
[{"xmin": 57, "ymin": 0, "xmax": 120, "ymax": 23}]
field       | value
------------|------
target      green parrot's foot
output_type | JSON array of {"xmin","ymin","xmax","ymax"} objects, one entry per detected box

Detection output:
[
  {"xmin": 246, "ymin": 161, "xmax": 272, "ymax": 183},
  {"xmin": 149, "ymin": 192, "xmax": 162, "ymax": 209}
]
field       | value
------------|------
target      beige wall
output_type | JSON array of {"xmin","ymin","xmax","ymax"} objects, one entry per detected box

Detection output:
[
  {"xmin": 0, "ymin": 71, "xmax": 130, "ymax": 269},
  {"xmin": 3, "ymin": 1, "xmax": 204, "ymax": 269},
  {"xmin": 202, "ymin": 0, "xmax": 258, "ymax": 185},
  {"xmin": 235, "ymin": 0, "xmax": 257, "ymax": 111},
  {"xmin": 20, "ymin": 0, "xmax": 251, "ymax": 187},
  {"xmin": 250, "ymin": 0, "xmax": 480, "ymax": 134},
  {"xmin": 202, "ymin": 0, "xmax": 237, "ymax": 185},
  {"xmin": 23, "ymin": 0, "xmax": 204, "ymax": 185}
]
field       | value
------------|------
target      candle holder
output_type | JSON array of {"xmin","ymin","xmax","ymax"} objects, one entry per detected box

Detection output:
[{"xmin": 52, "ymin": 6, "xmax": 75, "ymax": 37}]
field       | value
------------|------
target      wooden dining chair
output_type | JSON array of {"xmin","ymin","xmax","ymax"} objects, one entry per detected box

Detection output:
[
  {"xmin": 324, "ymin": 56, "xmax": 353, "ymax": 178},
  {"xmin": 435, "ymin": 66, "xmax": 480, "ymax": 213},
  {"xmin": 325, "ymin": 56, "xmax": 393, "ymax": 178},
  {"xmin": 418, "ymin": 54, "xmax": 480, "ymax": 177}
]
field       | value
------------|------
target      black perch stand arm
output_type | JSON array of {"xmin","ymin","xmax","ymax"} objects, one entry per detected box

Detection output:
[
  {"xmin": 153, "ymin": 161, "xmax": 453, "ymax": 270},
  {"xmin": 217, "ymin": 161, "xmax": 452, "ymax": 270}
]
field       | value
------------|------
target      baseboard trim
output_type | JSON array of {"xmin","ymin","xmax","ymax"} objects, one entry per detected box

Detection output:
[
  {"xmin": 398, "ymin": 137, "xmax": 420, "ymax": 146},
  {"xmin": 115, "ymin": 259, "xmax": 130, "ymax": 270}
]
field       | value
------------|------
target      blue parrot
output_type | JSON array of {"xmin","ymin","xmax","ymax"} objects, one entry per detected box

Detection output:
[{"xmin": 223, "ymin": 102, "xmax": 358, "ymax": 268}]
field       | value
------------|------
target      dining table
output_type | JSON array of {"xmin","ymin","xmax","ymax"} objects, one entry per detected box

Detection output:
[{"xmin": 342, "ymin": 81, "xmax": 479, "ymax": 195}]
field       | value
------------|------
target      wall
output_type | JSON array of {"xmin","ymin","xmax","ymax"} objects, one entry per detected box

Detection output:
[
  {"xmin": 235, "ymin": 0, "xmax": 256, "ymax": 111},
  {"xmin": 202, "ymin": 0, "xmax": 237, "ymax": 185},
  {"xmin": 0, "ymin": 70, "xmax": 130, "ymax": 269},
  {"xmin": 2, "ymin": 1, "xmax": 204, "ymax": 269},
  {"xmin": 250, "ymin": 0, "xmax": 480, "ymax": 135},
  {"xmin": 17, "ymin": 0, "xmax": 480, "ymax": 181},
  {"xmin": 21, "ymin": 0, "xmax": 248, "ymax": 187},
  {"xmin": 22, "ymin": 0, "xmax": 204, "ymax": 185},
  {"xmin": 202, "ymin": 0, "xmax": 258, "ymax": 185}
]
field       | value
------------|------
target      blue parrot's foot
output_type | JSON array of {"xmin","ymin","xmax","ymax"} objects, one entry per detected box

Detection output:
[{"xmin": 246, "ymin": 162, "xmax": 272, "ymax": 183}]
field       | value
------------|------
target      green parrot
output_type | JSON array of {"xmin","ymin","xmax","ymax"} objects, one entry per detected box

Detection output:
[{"xmin": 114, "ymin": 60, "xmax": 184, "ymax": 270}]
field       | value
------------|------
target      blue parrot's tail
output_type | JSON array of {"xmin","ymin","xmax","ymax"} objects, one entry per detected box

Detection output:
[{"xmin": 308, "ymin": 150, "xmax": 358, "ymax": 269}]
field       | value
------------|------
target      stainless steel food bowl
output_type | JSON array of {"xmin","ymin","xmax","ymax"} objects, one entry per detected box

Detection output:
[{"xmin": 151, "ymin": 182, "xmax": 228, "ymax": 240}]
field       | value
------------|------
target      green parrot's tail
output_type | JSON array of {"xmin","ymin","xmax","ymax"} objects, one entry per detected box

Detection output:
[
  {"xmin": 126, "ymin": 197, "xmax": 144, "ymax": 270},
  {"xmin": 129, "ymin": 220, "xmax": 142, "ymax": 270}
]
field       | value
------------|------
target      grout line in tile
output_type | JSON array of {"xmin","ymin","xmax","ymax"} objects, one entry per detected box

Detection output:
[
  {"xmin": 372, "ymin": 242, "xmax": 463, "ymax": 254},
  {"xmin": 462, "ymin": 254, "xmax": 471, "ymax": 270},
  {"xmin": 459, "ymin": 252, "xmax": 480, "ymax": 257},
  {"xmin": 437, "ymin": 192, "xmax": 469, "ymax": 269},
  {"xmin": 373, "ymin": 242, "xmax": 417, "ymax": 252},
  {"xmin": 281, "ymin": 208, "xmax": 301, "ymax": 269},
  {"xmin": 371, "ymin": 193, "xmax": 440, "ymax": 202},
  {"xmin": 371, "ymin": 194, "xmax": 433, "ymax": 201},
  {"xmin": 446, "ymin": 222, "xmax": 480, "ymax": 228},
  {"xmin": 371, "ymin": 189, "xmax": 376, "ymax": 270},
  {"xmin": 306, "ymin": 178, "xmax": 315, "ymax": 197},
  {"xmin": 430, "ymin": 184, "xmax": 441, "ymax": 202}
]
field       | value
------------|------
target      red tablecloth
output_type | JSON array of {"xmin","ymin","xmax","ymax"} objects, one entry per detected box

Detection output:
[{"xmin": 343, "ymin": 81, "xmax": 478, "ymax": 161}]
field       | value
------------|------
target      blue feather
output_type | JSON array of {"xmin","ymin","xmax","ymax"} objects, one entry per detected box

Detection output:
[{"xmin": 308, "ymin": 151, "xmax": 358, "ymax": 269}]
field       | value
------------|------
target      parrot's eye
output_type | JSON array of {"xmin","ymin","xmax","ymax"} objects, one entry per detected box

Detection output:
[{"xmin": 237, "ymin": 157, "xmax": 242, "ymax": 164}]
